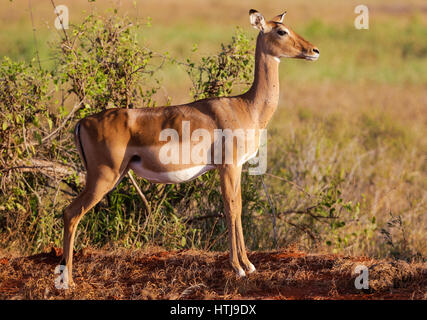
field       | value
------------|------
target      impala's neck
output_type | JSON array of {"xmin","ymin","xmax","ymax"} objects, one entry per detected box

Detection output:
[{"xmin": 243, "ymin": 34, "xmax": 280, "ymax": 128}]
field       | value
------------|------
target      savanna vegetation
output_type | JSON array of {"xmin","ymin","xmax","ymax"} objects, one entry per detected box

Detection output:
[{"xmin": 0, "ymin": 0, "xmax": 426, "ymax": 269}]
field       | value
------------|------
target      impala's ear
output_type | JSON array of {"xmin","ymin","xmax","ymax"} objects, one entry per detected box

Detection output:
[
  {"xmin": 272, "ymin": 11, "xmax": 287, "ymax": 24},
  {"xmin": 249, "ymin": 9, "xmax": 269, "ymax": 32}
]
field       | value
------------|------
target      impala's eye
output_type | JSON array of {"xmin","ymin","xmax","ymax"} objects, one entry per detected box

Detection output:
[{"xmin": 277, "ymin": 29, "xmax": 288, "ymax": 36}]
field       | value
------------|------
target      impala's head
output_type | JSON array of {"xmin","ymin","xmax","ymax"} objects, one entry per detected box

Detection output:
[{"xmin": 249, "ymin": 9, "xmax": 319, "ymax": 61}]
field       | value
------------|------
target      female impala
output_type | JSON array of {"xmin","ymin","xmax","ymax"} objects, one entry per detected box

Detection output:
[{"xmin": 60, "ymin": 9, "xmax": 319, "ymax": 286}]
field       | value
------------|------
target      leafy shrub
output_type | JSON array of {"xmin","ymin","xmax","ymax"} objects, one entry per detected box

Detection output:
[{"xmin": 184, "ymin": 29, "xmax": 255, "ymax": 100}]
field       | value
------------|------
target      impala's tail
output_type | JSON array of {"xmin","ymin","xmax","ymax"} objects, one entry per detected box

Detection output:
[{"xmin": 74, "ymin": 121, "xmax": 88, "ymax": 171}]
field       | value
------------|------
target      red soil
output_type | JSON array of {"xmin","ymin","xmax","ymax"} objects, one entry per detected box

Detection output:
[{"xmin": 0, "ymin": 247, "xmax": 425, "ymax": 300}]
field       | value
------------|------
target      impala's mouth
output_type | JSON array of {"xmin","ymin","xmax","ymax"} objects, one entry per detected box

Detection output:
[
  {"xmin": 305, "ymin": 53, "xmax": 319, "ymax": 61},
  {"xmin": 295, "ymin": 52, "xmax": 319, "ymax": 61}
]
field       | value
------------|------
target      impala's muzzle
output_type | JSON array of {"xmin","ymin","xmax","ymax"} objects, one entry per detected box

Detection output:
[{"xmin": 304, "ymin": 46, "xmax": 320, "ymax": 61}]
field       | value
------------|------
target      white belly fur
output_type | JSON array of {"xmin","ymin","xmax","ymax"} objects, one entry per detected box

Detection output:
[
  {"xmin": 129, "ymin": 144, "xmax": 258, "ymax": 184},
  {"xmin": 130, "ymin": 148, "xmax": 258, "ymax": 184},
  {"xmin": 129, "ymin": 162, "xmax": 215, "ymax": 184},
  {"xmin": 238, "ymin": 149, "xmax": 259, "ymax": 166}
]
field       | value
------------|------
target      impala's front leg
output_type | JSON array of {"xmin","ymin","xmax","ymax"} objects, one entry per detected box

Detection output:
[
  {"xmin": 235, "ymin": 205, "xmax": 256, "ymax": 274},
  {"xmin": 219, "ymin": 165, "xmax": 247, "ymax": 277}
]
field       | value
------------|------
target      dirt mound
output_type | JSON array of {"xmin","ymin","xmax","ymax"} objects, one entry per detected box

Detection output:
[{"xmin": 0, "ymin": 247, "xmax": 425, "ymax": 300}]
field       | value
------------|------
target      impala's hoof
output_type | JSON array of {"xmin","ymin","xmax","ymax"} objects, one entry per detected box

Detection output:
[
  {"xmin": 237, "ymin": 268, "xmax": 246, "ymax": 278},
  {"xmin": 247, "ymin": 263, "xmax": 256, "ymax": 274}
]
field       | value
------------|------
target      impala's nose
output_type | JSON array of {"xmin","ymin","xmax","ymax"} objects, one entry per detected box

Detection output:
[{"xmin": 307, "ymin": 47, "xmax": 319, "ymax": 60}]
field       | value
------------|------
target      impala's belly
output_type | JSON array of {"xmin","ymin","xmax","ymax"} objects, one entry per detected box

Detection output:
[
  {"xmin": 238, "ymin": 148, "xmax": 259, "ymax": 166},
  {"xmin": 129, "ymin": 159, "xmax": 215, "ymax": 184}
]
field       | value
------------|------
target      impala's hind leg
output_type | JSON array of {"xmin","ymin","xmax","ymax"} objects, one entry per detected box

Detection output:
[{"xmin": 61, "ymin": 168, "xmax": 124, "ymax": 286}]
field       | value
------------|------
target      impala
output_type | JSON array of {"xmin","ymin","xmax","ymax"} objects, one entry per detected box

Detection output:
[{"xmin": 60, "ymin": 9, "xmax": 319, "ymax": 286}]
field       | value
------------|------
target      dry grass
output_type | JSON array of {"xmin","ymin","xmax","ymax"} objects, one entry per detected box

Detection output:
[
  {"xmin": 264, "ymin": 81, "xmax": 427, "ymax": 258},
  {"xmin": 0, "ymin": 247, "xmax": 425, "ymax": 300}
]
